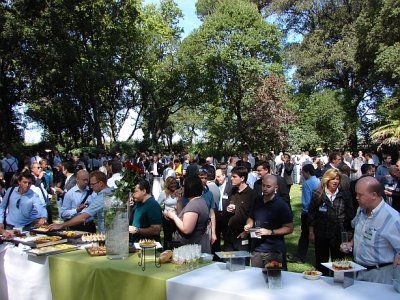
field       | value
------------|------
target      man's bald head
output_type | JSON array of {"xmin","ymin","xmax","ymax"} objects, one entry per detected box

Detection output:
[
  {"xmin": 76, "ymin": 169, "xmax": 89, "ymax": 190},
  {"xmin": 262, "ymin": 175, "xmax": 278, "ymax": 200},
  {"xmin": 357, "ymin": 176, "xmax": 383, "ymax": 196},
  {"xmin": 262, "ymin": 174, "xmax": 277, "ymax": 185},
  {"xmin": 355, "ymin": 176, "xmax": 383, "ymax": 210},
  {"xmin": 389, "ymin": 165, "xmax": 399, "ymax": 177}
]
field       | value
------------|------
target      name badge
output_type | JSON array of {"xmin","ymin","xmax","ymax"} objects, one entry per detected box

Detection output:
[
  {"xmin": 319, "ymin": 204, "xmax": 328, "ymax": 213},
  {"xmin": 241, "ymin": 239, "xmax": 249, "ymax": 245}
]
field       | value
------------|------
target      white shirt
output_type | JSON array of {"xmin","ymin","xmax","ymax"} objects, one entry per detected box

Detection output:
[
  {"xmin": 324, "ymin": 188, "xmax": 339, "ymax": 203},
  {"xmin": 218, "ymin": 180, "xmax": 228, "ymax": 211},
  {"xmin": 107, "ymin": 173, "xmax": 123, "ymax": 189}
]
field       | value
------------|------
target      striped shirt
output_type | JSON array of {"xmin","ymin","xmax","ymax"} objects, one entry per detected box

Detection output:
[{"xmin": 353, "ymin": 200, "xmax": 400, "ymax": 266}]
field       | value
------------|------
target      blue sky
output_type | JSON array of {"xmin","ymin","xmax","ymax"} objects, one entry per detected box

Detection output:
[{"xmin": 143, "ymin": 0, "xmax": 202, "ymax": 38}]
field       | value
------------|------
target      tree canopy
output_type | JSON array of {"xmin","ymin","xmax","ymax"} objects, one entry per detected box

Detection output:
[{"xmin": 1, "ymin": 0, "xmax": 399, "ymax": 155}]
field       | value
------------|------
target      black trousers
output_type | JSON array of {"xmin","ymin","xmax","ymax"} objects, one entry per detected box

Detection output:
[
  {"xmin": 294, "ymin": 213, "xmax": 309, "ymax": 260},
  {"xmin": 314, "ymin": 235, "xmax": 344, "ymax": 276},
  {"xmin": 212, "ymin": 211, "xmax": 228, "ymax": 255},
  {"xmin": 162, "ymin": 217, "xmax": 177, "ymax": 250},
  {"xmin": 69, "ymin": 220, "xmax": 96, "ymax": 233}
]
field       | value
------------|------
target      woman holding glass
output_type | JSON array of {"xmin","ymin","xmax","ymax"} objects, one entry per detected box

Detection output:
[
  {"xmin": 163, "ymin": 176, "xmax": 211, "ymax": 253},
  {"xmin": 157, "ymin": 176, "xmax": 179, "ymax": 249},
  {"xmin": 308, "ymin": 169, "xmax": 354, "ymax": 275}
]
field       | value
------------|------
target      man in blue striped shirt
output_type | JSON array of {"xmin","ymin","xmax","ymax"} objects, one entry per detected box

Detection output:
[{"xmin": 341, "ymin": 176, "xmax": 400, "ymax": 284}]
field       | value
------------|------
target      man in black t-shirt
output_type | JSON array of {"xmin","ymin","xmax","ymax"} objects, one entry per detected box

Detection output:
[{"xmin": 244, "ymin": 175, "xmax": 293, "ymax": 270}]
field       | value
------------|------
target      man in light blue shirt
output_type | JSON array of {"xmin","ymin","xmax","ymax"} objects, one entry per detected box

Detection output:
[
  {"xmin": 341, "ymin": 176, "xmax": 400, "ymax": 284},
  {"xmin": 375, "ymin": 154, "xmax": 392, "ymax": 181},
  {"xmin": 0, "ymin": 172, "xmax": 47, "ymax": 238},
  {"xmin": 288, "ymin": 164, "xmax": 320, "ymax": 263},
  {"xmin": 49, "ymin": 171, "xmax": 111, "ymax": 233},
  {"xmin": 61, "ymin": 170, "xmax": 92, "ymax": 220}
]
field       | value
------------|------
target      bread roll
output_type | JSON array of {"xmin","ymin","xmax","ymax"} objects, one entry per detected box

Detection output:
[{"xmin": 159, "ymin": 250, "xmax": 173, "ymax": 263}]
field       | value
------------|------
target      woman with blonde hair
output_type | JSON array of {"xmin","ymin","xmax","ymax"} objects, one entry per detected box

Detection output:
[
  {"xmin": 157, "ymin": 176, "xmax": 179, "ymax": 249},
  {"xmin": 308, "ymin": 169, "xmax": 354, "ymax": 275}
]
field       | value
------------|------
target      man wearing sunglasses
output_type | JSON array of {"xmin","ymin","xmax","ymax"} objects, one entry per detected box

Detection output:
[
  {"xmin": 49, "ymin": 171, "xmax": 111, "ymax": 232},
  {"xmin": 0, "ymin": 172, "xmax": 47, "ymax": 238}
]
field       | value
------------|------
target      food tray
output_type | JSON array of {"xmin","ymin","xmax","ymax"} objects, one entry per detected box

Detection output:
[
  {"xmin": 215, "ymin": 251, "xmax": 252, "ymax": 259},
  {"xmin": 86, "ymin": 246, "xmax": 107, "ymax": 256},
  {"xmin": 321, "ymin": 262, "xmax": 366, "ymax": 273},
  {"xmin": 27, "ymin": 244, "xmax": 78, "ymax": 256},
  {"xmin": 11, "ymin": 233, "xmax": 46, "ymax": 244},
  {"xmin": 51, "ymin": 230, "xmax": 88, "ymax": 239}
]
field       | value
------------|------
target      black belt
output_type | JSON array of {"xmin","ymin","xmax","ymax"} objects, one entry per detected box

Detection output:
[{"xmin": 362, "ymin": 262, "xmax": 392, "ymax": 270}]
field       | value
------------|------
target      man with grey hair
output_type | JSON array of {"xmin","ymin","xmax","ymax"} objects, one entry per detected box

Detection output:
[{"xmin": 341, "ymin": 176, "xmax": 400, "ymax": 284}]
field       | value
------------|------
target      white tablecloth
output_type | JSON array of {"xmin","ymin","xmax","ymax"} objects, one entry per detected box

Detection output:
[
  {"xmin": 166, "ymin": 263, "xmax": 399, "ymax": 300},
  {"xmin": 0, "ymin": 244, "xmax": 52, "ymax": 300}
]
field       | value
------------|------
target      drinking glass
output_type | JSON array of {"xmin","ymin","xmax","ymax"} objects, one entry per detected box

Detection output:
[{"xmin": 340, "ymin": 232, "xmax": 351, "ymax": 253}]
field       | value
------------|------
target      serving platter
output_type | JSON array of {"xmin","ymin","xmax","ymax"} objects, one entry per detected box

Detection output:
[
  {"xmin": 27, "ymin": 244, "xmax": 78, "ymax": 256},
  {"xmin": 321, "ymin": 262, "xmax": 366, "ymax": 273},
  {"xmin": 10, "ymin": 233, "xmax": 46, "ymax": 244}
]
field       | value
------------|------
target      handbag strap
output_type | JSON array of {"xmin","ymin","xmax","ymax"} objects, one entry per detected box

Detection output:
[
  {"xmin": 80, "ymin": 189, "xmax": 93, "ymax": 205},
  {"xmin": 2, "ymin": 186, "xmax": 16, "ymax": 225}
]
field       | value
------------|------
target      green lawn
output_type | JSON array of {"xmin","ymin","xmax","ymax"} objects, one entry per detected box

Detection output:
[{"xmin": 286, "ymin": 184, "xmax": 315, "ymax": 273}]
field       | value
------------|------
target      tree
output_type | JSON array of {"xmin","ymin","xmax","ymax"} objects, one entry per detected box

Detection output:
[
  {"xmin": 0, "ymin": 1, "xmax": 27, "ymax": 152},
  {"xmin": 248, "ymin": 74, "xmax": 296, "ymax": 152},
  {"xmin": 179, "ymin": 0, "xmax": 283, "ymax": 151},
  {"xmin": 287, "ymin": 90, "xmax": 351, "ymax": 153},
  {"xmin": 133, "ymin": 0, "xmax": 185, "ymax": 150},
  {"xmin": 2, "ymin": 0, "xmax": 146, "ymax": 149},
  {"xmin": 264, "ymin": 0, "xmax": 400, "ymax": 149}
]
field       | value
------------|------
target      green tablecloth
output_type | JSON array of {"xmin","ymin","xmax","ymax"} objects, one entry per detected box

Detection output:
[{"xmin": 49, "ymin": 250, "xmax": 179, "ymax": 300}]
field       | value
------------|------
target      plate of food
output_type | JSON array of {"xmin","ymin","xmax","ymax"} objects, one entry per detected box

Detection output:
[
  {"xmin": 303, "ymin": 270, "xmax": 322, "ymax": 280},
  {"xmin": 135, "ymin": 239, "xmax": 162, "ymax": 249},
  {"xmin": 32, "ymin": 236, "xmax": 67, "ymax": 248},
  {"xmin": 86, "ymin": 246, "xmax": 107, "ymax": 256},
  {"xmin": 32, "ymin": 225, "xmax": 50, "ymax": 233},
  {"xmin": 138, "ymin": 239, "xmax": 157, "ymax": 248},
  {"xmin": 11, "ymin": 232, "xmax": 45, "ymax": 243},
  {"xmin": 33, "ymin": 235, "xmax": 63, "ymax": 244},
  {"xmin": 56, "ymin": 231, "xmax": 88, "ymax": 239},
  {"xmin": 321, "ymin": 260, "xmax": 366, "ymax": 272}
]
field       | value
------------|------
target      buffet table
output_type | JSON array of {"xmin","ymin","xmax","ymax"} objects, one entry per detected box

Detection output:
[
  {"xmin": 166, "ymin": 263, "xmax": 399, "ymax": 300},
  {"xmin": 1, "ymin": 244, "xmax": 398, "ymax": 300},
  {"xmin": 49, "ymin": 249, "xmax": 178, "ymax": 300},
  {"xmin": 0, "ymin": 244, "xmax": 52, "ymax": 300}
]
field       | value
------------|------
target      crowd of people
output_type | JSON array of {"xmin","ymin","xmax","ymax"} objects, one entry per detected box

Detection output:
[{"xmin": 0, "ymin": 149, "xmax": 399, "ymax": 285}]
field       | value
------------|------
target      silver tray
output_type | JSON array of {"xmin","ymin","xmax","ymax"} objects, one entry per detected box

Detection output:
[{"xmin": 27, "ymin": 245, "xmax": 78, "ymax": 256}]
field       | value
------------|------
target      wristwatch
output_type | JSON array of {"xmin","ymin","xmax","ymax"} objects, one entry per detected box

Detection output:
[{"xmin": 271, "ymin": 229, "xmax": 275, "ymax": 235}]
